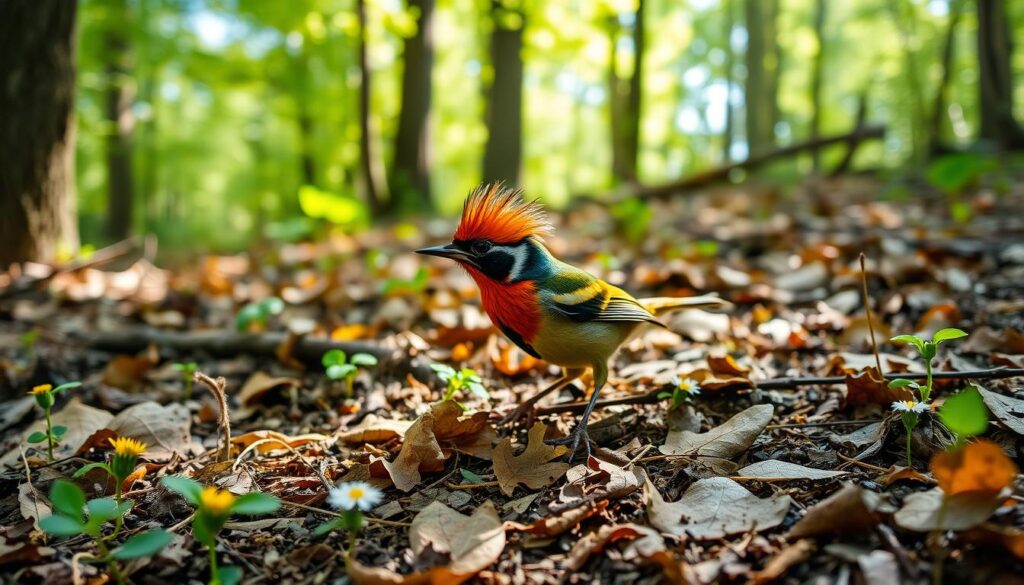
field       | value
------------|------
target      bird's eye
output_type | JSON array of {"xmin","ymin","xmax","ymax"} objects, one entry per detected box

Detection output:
[{"xmin": 471, "ymin": 240, "xmax": 492, "ymax": 255}]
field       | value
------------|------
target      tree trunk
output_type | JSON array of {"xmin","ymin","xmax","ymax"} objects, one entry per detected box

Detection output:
[
  {"xmin": 809, "ymin": 0, "xmax": 826, "ymax": 170},
  {"xmin": 0, "ymin": 2, "xmax": 79, "ymax": 266},
  {"xmin": 722, "ymin": 0, "xmax": 735, "ymax": 163},
  {"xmin": 482, "ymin": 0, "xmax": 525, "ymax": 186},
  {"xmin": 608, "ymin": 2, "xmax": 645, "ymax": 183},
  {"xmin": 391, "ymin": 0, "xmax": 434, "ymax": 211},
  {"xmin": 105, "ymin": 1, "xmax": 136, "ymax": 242},
  {"xmin": 928, "ymin": 0, "xmax": 963, "ymax": 154},
  {"xmin": 623, "ymin": 0, "xmax": 645, "ymax": 180},
  {"xmin": 357, "ymin": 0, "xmax": 388, "ymax": 214},
  {"xmin": 744, "ymin": 0, "xmax": 778, "ymax": 157},
  {"xmin": 608, "ymin": 16, "xmax": 627, "ymax": 182},
  {"xmin": 977, "ymin": 0, "xmax": 1024, "ymax": 149}
]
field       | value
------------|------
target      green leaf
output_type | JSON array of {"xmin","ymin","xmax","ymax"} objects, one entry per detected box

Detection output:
[
  {"xmin": 230, "ymin": 492, "xmax": 281, "ymax": 515},
  {"xmin": 27, "ymin": 431, "xmax": 47, "ymax": 444},
  {"xmin": 313, "ymin": 518, "xmax": 342, "ymax": 536},
  {"xmin": 326, "ymin": 364, "xmax": 356, "ymax": 380},
  {"xmin": 322, "ymin": 349, "xmax": 347, "ymax": 367},
  {"xmin": 39, "ymin": 514, "xmax": 85, "ymax": 536},
  {"xmin": 259, "ymin": 297, "xmax": 285, "ymax": 315},
  {"xmin": 52, "ymin": 382, "xmax": 82, "ymax": 394},
  {"xmin": 49, "ymin": 480, "xmax": 86, "ymax": 519},
  {"xmin": 51, "ymin": 425, "xmax": 67, "ymax": 436},
  {"xmin": 887, "ymin": 378, "xmax": 920, "ymax": 389},
  {"xmin": 890, "ymin": 335, "xmax": 925, "ymax": 351},
  {"xmin": 939, "ymin": 388, "xmax": 989, "ymax": 440},
  {"xmin": 656, "ymin": 391, "xmax": 672, "ymax": 400},
  {"xmin": 350, "ymin": 353, "xmax": 378, "ymax": 367},
  {"xmin": 460, "ymin": 468, "xmax": 485, "ymax": 484},
  {"xmin": 215, "ymin": 565, "xmax": 242, "ymax": 585},
  {"xmin": 112, "ymin": 529, "xmax": 172, "ymax": 560},
  {"xmin": 87, "ymin": 497, "xmax": 123, "ymax": 522},
  {"xmin": 161, "ymin": 476, "xmax": 203, "ymax": 505},
  {"xmin": 932, "ymin": 328, "xmax": 968, "ymax": 345},
  {"xmin": 73, "ymin": 462, "xmax": 112, "ymax": 478},
  {"xmin": 235, "ymin": 304, "xmax": 264, "ymax": 331},
  {"xmin": 191, "ymin": 513, "xmax": 218, "ymax": 547},
  {"xmin": 430, "ymin": 363, "xmax": 456, "ymax": 380},
  {"xmin": 468, "ymin": 383, "xmax": 489, "ymax": 399}
]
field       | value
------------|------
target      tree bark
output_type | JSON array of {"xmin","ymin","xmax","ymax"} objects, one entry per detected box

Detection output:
[
  {"xmin": 928, "ymin": 0, "xmax": 963, "ymax": 154},
  {"xmin": 722, "ymin": 0, "xmax": 735, "ymax": 163},
  {"xmin": 391, "ymin": 0, "xmax": 434, "ymax": 210},
  {"xmin": 105, "ymin": 0, "xmax": 136, "ymax": 241},
  {"xmin": 357, "ymin": 0, "xmax": 387, "ymax": 213},
  {"xmin": 608, "ymin": 2, "xmax": 645, "ymax": 183},
  {"xmin": 623, "ymin": 0, "xmax": 645, "ymax": 180},
  {"xmin": 977, "ymin": 0, "xmax": 1024, "ymax": 149},
  {"xmin": 0, "ymin": 2, "xmax": 79, "ymax": 266},
  {"xmin": 482, "ymin": 0, "xmax": 525, "ymax": 186},
  {"xmin": 744, "ymin": 0, "xmax": 778, "ymax": 157},
  {"xmin": 809, "ymin": 0, "xmax": 826, "ymax": 170}
]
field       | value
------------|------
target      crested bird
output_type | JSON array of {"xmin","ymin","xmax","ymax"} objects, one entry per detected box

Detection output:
[{"xmin": 416, "ymin": 184, "xmax": 729, "ymax": 458}]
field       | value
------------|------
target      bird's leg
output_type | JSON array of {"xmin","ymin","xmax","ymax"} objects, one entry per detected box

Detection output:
[
  {"xmin": 499, "ymin": 368, "xmax": 584, "ymax": 426},
  {"xmin": 546, "ymin": 362, "xmax": 607, "ymax": 461}
]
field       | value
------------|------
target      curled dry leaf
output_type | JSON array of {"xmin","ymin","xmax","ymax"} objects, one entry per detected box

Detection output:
[
  {"xmin": 565, "ymin": 523, "xmax": 668, "ymax": 572},
  {"xmin": 101, "ymin": 344, "xmax": 160, "ymax": 390},
  {"xmin": 231, "ymin": 430, "xmax": 330, "ymax": 454},
  {"xmin": 894, "ymin": 488, "xmax": 1002, "ymax": 532},
  {"xmin": 374, "ymin": 407, "xmax": 446, "ymax": 492},
  {"xmin": 786, "ymin": 483, "xmax": 885, "ymax": 539},
  {"xmin": 844, "ymin": 368, "xmax": 911, "ymax": 407},
  {"xmin": 558, "ymin": 455, "xmax": 644, "ymax": 506},
  {"xmin": 750, "ymin": 539, "xmax": 815, "ymax": 585},
  {"xmin": 430, "ymin": 400, "xmax": 497, "ymax": 460},
  {"xmin": 978, "ymin": 387, "xmax": 1024, "ymax": 436},
  {"xmin": 930, "ymin": 439, "xmax": 1018, "ymax": 497},
  {"xmin": 707, "ymin": 352, "xmax": 751, "ymax": 377},
  {"xmin": 492, "ymin": 422, "xmax": 572, "ymax": 496},
  {"xmin": 879, "ymin": 465, "xmax": 931, "ymax": 486},
  {"xmin": 235, "ymin": 372, "xmax": 301, "ymax": 420},
  {"xmin": 737, "ymin": 460, "xmax": 848, "ymax": 481},
  {"xmin": 646, "ymin": 476, "xmax": 791, "ymax": 540},
  {"xmin": 338, "ymin": 415, "xmax": 414, "ymax": 444},
  {"xmin": 659, "ymin": 404, "xmax": 773, "ymax": 458},
  {"xmin": 507, "ymin": 501, "xmax": 608, "ymax": 537},
  {"xmin": 410, "ymin": 501, "xmax": 506, "ymax": 581}
]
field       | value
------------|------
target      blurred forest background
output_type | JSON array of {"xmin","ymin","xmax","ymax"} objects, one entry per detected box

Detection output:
[{"xmin": 3, "ymin": 0, "xmax": 1024, "ymax": 263}]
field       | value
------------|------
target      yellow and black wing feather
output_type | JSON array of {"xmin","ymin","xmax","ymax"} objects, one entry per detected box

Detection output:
[{"xmin": 542, "ymin": 267, "xmax": 664, "ymax": 327}]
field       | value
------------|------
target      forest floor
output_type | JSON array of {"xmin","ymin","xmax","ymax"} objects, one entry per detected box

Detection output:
[{"xmin": 2, "ymin": 176, "xmax": 1024, "ymax": 584}]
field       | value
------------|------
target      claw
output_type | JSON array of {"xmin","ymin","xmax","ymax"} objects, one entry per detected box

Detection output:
[
  {"xmin": 499, "ymin": 403, "xmax": 536, "ymax": 427},
  {"xmin": 545, "ymin": 426, "xmax": 592, "ymax": 461}
]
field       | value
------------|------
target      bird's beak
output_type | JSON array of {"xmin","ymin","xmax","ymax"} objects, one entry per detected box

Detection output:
[{"xmin": 416, "ymin": 243, "xmax": 469, "ymax": 262}]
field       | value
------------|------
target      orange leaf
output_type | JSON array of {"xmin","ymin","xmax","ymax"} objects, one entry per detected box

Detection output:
[{"xmin": 930, "ymin": 439, "xmax": 1019, "ymax": 497}]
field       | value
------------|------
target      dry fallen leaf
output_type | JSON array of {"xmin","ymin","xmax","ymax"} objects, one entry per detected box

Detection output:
[
  {"xmin": 507, "ymin": 501, "xmax": 608, "ymax": 537},
  {"xmin": 409, "ymin": 501, "xmax": 506, "ymax": 581},
  {"xmin": 737, "ymin": 460, "xmax": 848, "ymax": 481},
  {"xmin": 786, "ymin": 483, "xmax": 885, "ymax": 539},
  {"xmin": 930, "ymin": 439, "xmax": 1018, "ymax": 497},
  {"xmin": 564, "ymin": 523, "xmax": 666, "ymax": 572},
  {"xmin": 707, "ymin": 352, "xmax": 751, "ymax": 376},
  {"xmin": 646, "ymin": 476, "xmax": 791, "ymax": 540},
  {"xmin": 659, "ymin": 404, "xmax": 773, "ymax": 458},
  {"xmin": 232, "ymin": 430, "xmax": 330, "ymax": 454},
  {"xmin": 2, "ymin": 398, "xmax": 114, "ymax": 465},
  {"xmin": 18, "ymin": 483, "xmax": 50, "ymax": 531},
  {"xmin": 235, "ymin": 372, "xmax": 301, "ymax": 419},
  {"xmin": 430, "ymin": 400, "xmax": 497, "ymax": 460},
  {"xmin": 978, "ymin": 387, "xmax": 1024, "ymax": 436},
  {"xmin": 558, "ymin": 455, "xmax": 644, "ymax": 506},
  {"xmin": 101, "ymin": 344, "xmax": 160, "ymax": 390},
  {"xmin": 376, "ymin": 407, "xmax": 446, "ymax": 492},
  {"xmin": 338, "ymin": 415, "xmax": 413, "ymax": 444},
  {"xmin": 492, "ymin": 422, "xmax": 572, "ymax": 496},
  {"xmin": 108, "ymin": 401, "xmax": 193, "ymax": 461},
  {"xmin": 894, "ymin": 488, "xmax": 1002, "ymax": 532}
]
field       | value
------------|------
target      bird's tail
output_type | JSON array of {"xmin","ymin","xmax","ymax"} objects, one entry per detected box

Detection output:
[{"xmin": 638, "ymin": 295, "xmax": 732, "ymax": 317}]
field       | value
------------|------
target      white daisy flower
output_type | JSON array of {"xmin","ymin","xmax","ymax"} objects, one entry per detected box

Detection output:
[
  {"xmin": 327, "ymin": 481, "xmax": 383, "ymax": 512},
  {"xmin": 674, "ymin": 376, "xmax": 701, "ymax": 395},
  {"xmin": 891, "ymin": 400, "xmax": 929, "ymax": 413}
]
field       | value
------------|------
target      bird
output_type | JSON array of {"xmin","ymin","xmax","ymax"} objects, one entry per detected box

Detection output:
[{"xmin": 416, "ymin": 184, "xmax": 729, "ymax": 458}]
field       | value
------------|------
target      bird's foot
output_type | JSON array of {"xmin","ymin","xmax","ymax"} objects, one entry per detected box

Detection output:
[
  {"xmin": 545, "ymin": 425, "xmax": 592, "ymax": 462},
  {"xmin": 498, "ymin": 402, "xmax": 537, "ymax": 428}
]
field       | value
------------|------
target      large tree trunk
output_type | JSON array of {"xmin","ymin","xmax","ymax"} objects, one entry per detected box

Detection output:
[
  {"xmin": 977, "ymin": 0, "xmax": 1024, "ymax": 149},
  {"xmin": 105, "ymin": 0, "xmax": 136, "ymax": 241},
  {"xmin": 722, "ymin": 0, "xmax": 735, "ymax": 163},
  {"xmin": 0, "ymin": 3, "xmax": 79, "ymax": 267},
  {"xmin": 608, "ymin": 1, "xmax": 645, "ymax": 183},
  {"xmin": 357, "ymin": 0, "xmax": 387, "ymax": 214},
  {"xmin": 744, "ymin": 0, "xmax": 778, "ymax": 157},
  {"xmin": 391, "ymin": 0, "xmax": 434, "ymax": 211},
  {"xmin": 928, "ymin": 0, "xmax": 963, "ymax": 154},
  {"xmin": 482, "ymin": 0, "xmax": 525, "ymax": 186},
  {"xmin": 623, "ymin": 0, "xmax": 645, "ymax": 180},
  {"xmin": 809, "ymin": 0, "xmax": 826, "ymax": 170}
]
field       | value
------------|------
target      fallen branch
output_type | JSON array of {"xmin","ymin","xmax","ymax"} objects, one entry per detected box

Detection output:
[
  {"xmin": 73, "ymin": 327, "xmax": 436, "ymax": 381},
  {"xmin": 195, "ymin": 372, "xmax": 231, "ymax": 462},
  {"xmin": 536, "ymin": 367, "xmax": 1024, "ymax": 415},
  {"xmin": 0, "ymin": 237, "xmax": 146, "ymax": 300}
]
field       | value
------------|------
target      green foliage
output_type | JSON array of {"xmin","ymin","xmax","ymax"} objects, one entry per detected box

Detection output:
[
  {"xmin": 235, "ymin": 297, "xmax": 285, "ymax": 332},
  {"xmin": 322, "ymin": 350, "xmax": 379, "ymax": 398},
  {"xmin": 298, "ymin": 185, "xmax": 370, "ymax": 229},
  {"xmin": 380, "ymin": 266, "xmax": 428, "ymax": 296},
  {"xmin": 926, "ymin": 153, "xmax": 999, "ymax": 195},
  {"xmin": 611, "ymin": 198, "xmax": 653, "ymax": 244},
  {"xmin": 939, "ymin": 387, "xmax": 989, "ymax": 444},
  {"xmin": 19, "ymin": 328, "xmax": 40, "ymax": 355},
  {"xmin": 173, "ymin": 361, "xmax": 199, "ymax": 400},
  {"xmin": 28, "ymin": 381, "xmax": 81, "ymax": 461},
  {"xmin": 431, "ymin": 364, "xmax": 488, "ymax": 406}
]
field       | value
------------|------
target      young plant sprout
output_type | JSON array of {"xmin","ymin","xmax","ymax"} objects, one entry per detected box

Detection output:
[
  {"xmin": 322, "ymin": 349, "xmax": 379, "ymax": 398},
  {"xmin": 887, "ymin": 327, "xmax": 968, "ymax": 467},
  {"xmin": 27, "ymin": 381, "xmax": 81, "ymax": 461},
  {"xmin": 430, "ymin": 364, "xmax": 488, "ymax": 407},
  {"xmin": 161, "ymin": 476, "xmax": 280, "ymax": 585},
  {"xmin": 235, "ymin": 296, "xmax": 285, "ymax": 332},
  {"xmin": 657, "ymin": 376, "xmax": 701, "ymax": 409},
  {"xmin": 40, "ymin": 479, "xmax": 170, "ymax": 585},
  {"xmin": 74, "ymin": 437, "xmax": 147, "ymax": 514},
  {"xmin": 316, "ymin": 481, "xmax": 384, "ymax": 560},
  {"xmin": 173, "ymin": 361, "xmax": 199, "ymax": 400},
  {"xmin": 19, "ymin": 328, "xmax": 40, "ymax": 359}
]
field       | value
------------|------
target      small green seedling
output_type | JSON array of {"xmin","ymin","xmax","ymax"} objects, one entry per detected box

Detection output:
[
  {"xmin": 888, "ymin": 327, "xmax": 968, "ymax": 467},
  {"xmin": 938, "ymin": 386, "xmax": 989, "ymax": 447},
  {"xmin": 657, "ymin": 376, "xmax": 701, "ymax": 410},
  {"xmin": 73, "ymin": 437, "xmax": 147, "ymax": 536},
  {"xmin": 322, "ymin": 350, "xmax": 379, "ymax": 398},
  {"xmin": 27, "ymin": 382, "xmax": 81, "ymax": 461},
  {"xmin": 235, "ymin": 296, "xmax": 285, "ymax": 332},
  {"xmin": 20, "ymin": 328, "xmax": 40, "ymax": 359},
  {"xmin": 430, "ymin": 364, "xmax": 488, "ymax": 408},
  {"xmin": 40, "ymin": 480, "xmax": 171, "ymax": 585},
  {"xmin": 173, "ymin": 361, "xmax": 199, "ymax": 400},
  {"xmin": 162, "ymin": 476, "xmax": 280, "ymax": 585}
]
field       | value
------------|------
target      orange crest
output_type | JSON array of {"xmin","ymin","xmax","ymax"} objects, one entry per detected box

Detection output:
[{"xmin": 454, "ymin": 184, "xmax": 551, "ymax": 244}]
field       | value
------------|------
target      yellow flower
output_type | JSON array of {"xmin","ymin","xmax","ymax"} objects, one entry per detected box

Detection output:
[
  {"xmin": 28, "ymin": 384, "xmax": 52, "ymax": 396},
  {"xmin": 109, "ymin": 436, "xmax": 147, "ymax": 458},
  {"xmin": 199, "ymin": 486, "xmax": 236, "ymax": 516}
]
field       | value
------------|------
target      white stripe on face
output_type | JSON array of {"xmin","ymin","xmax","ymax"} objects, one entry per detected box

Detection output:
[{"xmin": 492, "ymin": 242, "xmax": 530, "ymax": 281}]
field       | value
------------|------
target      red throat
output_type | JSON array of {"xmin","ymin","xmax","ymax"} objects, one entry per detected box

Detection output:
[{"xmin": 464, "ymin": 266, "xmax": 540, "ymax": 344}]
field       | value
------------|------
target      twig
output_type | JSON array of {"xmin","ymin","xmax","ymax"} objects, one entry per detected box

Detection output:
[
  {"xmin": 860, "ymin": 252, "xmax": 885, "ymax": 378},
  {"xmin": 535, "ymin": 368, "xmax": 1024, "ymax": 415},
  {"xmin": 446, "ymin": 480, "xmax": 500, "ymax": 490},
  {"xmin": 167, "ymin": 512, "xmax": 195, "ymax": 533},
  {"xmin": 0, "ymin": 237, "xmax": 141, "ymax": 300},
  {"xmin": 766, "ymin": 419, "xmax": 881, "ymax": 430},
  {"xmin": 195, "ymin": 372, "xmax": 232, "ymax": 462},
  {"xmin": 837, "ymin": 452, "xmax": 890, "ymax": 473},
  {"xmin": 232, "ymin": 437, "xmax": 332, "ymax": 492},
  {"xmin": 19, "ymin": 447, "xmax": 43, "ymax": 540},
  {"xmin": 279, "ymin": 500, "xmax": 411, "ymax": 527}
]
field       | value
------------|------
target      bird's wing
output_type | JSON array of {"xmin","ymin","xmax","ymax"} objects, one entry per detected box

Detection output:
[{"xmin": 544, "ymin": 269, "xmax": 664, "ymax": 327}]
